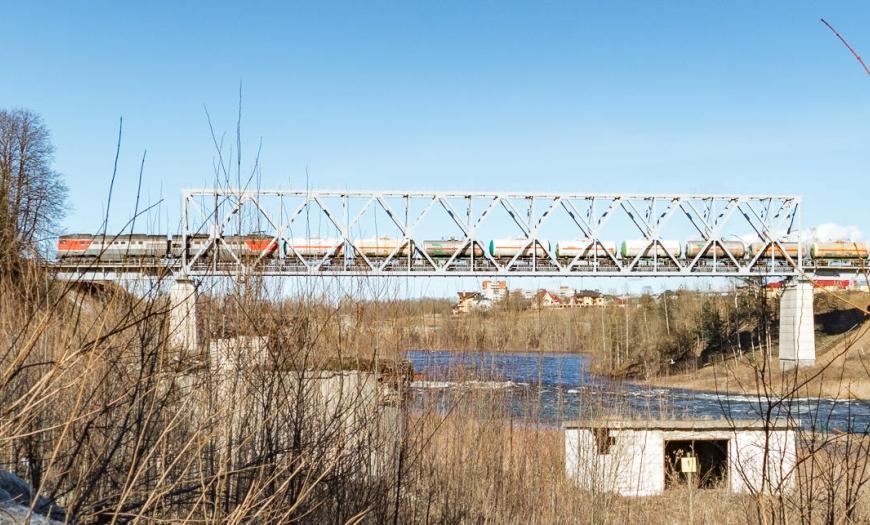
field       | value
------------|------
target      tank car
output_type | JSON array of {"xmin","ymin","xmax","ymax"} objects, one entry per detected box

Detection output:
[
  {"xmin": 422, "ymin": 239, "xmax": 484, "ymax": 258},
  {"xmin": 354, "ymin": 237, "xmax": 412, "ymax": 258},
  {"xmin": 554, "ymin": 240, "xmax": 617, "ymax": 259},
  {"xmin": 749, "ymin": 241, "xmax": 801, "ymax": 259},
  {"xmin": 684, "ymin": 240, "xmax": 746, "ymax": 259},
  {"xmin": 284, "ymin": 238, "xmax": 344, "ymax": 258},
  {"xmin": 620, "ymin": 240, "xmax": 682, "ymax": 258},
  {"xmin": 488, "ymin": 239, "xmax": 550, "ymax": 259},
  {"xmin": 809, "ymin": 241, "xmax": 869, "ymax": 259}
]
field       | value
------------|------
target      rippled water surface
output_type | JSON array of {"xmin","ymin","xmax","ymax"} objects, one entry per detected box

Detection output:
[{"xmin": 405, "ymin": 350, "xmax": 870, "ymax": 432}]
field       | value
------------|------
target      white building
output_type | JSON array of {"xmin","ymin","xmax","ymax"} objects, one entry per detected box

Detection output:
[
  {"xmin": 481, "ymin": 280, "xmax": 508, "ymax": 301},
  {"xmin": 565, "ymin": 418, "xmax": 798, "ymax": 497}
]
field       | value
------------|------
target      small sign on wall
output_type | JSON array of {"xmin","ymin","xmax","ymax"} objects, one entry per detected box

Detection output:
[{"xmin": 680, "ymin": 456, "xmax": 698, "ymax": 474}]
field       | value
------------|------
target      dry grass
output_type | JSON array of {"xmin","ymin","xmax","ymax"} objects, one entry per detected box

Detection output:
[
  {"xmin": 399, "ymin": 395, "xmax": 864, "ymax": 525},
  {"xmin": 0, "ymin": 267, "xmax": 407, "ymax": 522},
  {"xmin": 2, "ymin": 263, "xmax": 870, "ymax": 523}
]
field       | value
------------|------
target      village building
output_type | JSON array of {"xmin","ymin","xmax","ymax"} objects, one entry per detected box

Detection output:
[
  {"xmin": 482, "ymin": 280, "xmax": 508, "ymax": 301},
  {"xmin": 519, "ymin": 289, "xmax": 537, "ymax": 301},
  {"xmin": 564, "ymin": 418, "xmax": 798, "ymax": 497},
  {"xmin": 454, "ymin": 283, "xmax": 608, "ymax": 313},
  {"xmin": 532, "ymin": 289, "xmax": 563, "ymax": 309},
  {"xmin": 568, "ymin": 290, "xmax": 607, "ymax": 307},
  {"xmin": 452, "ymin": 291, "xmax": 493, "ymax": 315}
]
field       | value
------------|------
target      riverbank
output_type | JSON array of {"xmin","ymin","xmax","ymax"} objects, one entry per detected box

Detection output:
[
  {"xmin": 643, "ymin": 321, "xmax": 870, "ymax": 400},
  {"xmin": 405, "ymin": 349, "xmax": 870, "ymax": 429}
]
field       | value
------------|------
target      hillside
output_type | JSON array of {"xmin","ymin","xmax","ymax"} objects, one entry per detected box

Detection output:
[{"xmin": 644, "ymin": 315, "xmax": 870, "ymax": 399}]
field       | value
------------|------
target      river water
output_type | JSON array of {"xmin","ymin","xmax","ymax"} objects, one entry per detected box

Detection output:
[{"xmin": 405, "ymin": 350, "xmax": 870, "ymax": 432}]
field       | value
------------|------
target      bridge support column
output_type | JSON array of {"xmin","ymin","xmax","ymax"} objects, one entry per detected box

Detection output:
[
  {"xmin": 169, "ymin": 278, "xmax": 198, "ymax": 354},
  {"xmin": 779, "ymin": 279, "xmax": 815, "ymax": 371}
]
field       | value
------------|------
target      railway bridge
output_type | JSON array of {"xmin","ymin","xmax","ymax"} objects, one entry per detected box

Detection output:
[{"xmin": 52, "ymin": 189, "xmax": 869, "ymax": 371}]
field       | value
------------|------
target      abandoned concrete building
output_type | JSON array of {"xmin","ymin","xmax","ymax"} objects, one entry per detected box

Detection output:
[{"xmin": 564, "ymin": 418, "xmax": 798, "ymax": 497}]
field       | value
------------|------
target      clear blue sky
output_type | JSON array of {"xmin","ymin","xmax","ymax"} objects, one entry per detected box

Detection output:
[{"xmin": 2, "ymin": 2, "xmax": 868, "ymax": 294}]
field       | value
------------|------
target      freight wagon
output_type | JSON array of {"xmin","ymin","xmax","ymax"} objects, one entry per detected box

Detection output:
[{"xmin": 422, "ymin": 239, "xmax": 485, "ymax": 258}]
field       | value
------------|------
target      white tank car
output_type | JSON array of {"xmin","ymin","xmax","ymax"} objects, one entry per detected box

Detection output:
[
  {"xmin": 488, "ymin": 239, "xmax": 550, "ymax": 258},
  {"xmin": 354, "ymin": 237, "xmax": 411, "ymax": 257},
  {"xmin": 555, "ymin": 240, "xmax": 617, "ymax": 258},
  {"xmin": 620, "ymin": 239, "xmax": 682, "ymax": 258},
  {"xmin": 684, "ymin": 240, "xmax": 747, "ymax": 259},
  {"xmin": 285, "ymin": 238, "xmax": 344, "ymax": 257}
]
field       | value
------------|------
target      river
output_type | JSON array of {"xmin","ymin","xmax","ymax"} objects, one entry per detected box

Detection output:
[{"xmin": 405, "ymin": 350, "xmax": 870, "ymax": 432}]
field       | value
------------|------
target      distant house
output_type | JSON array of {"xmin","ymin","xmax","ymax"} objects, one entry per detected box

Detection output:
[
  {"xmin": 453, "ymin": 292, "xmax": 480, "ymax": 315},
  {"xmin": 452, "ymin": 292, "xmax": 492, "ymax": 315},
  {"xmin": 569, "ymin": 290, "xmax": 606, "ymax": 307},
  {"xmin": 532, "ymin": 289, "xmax": 563, "ymax": 309}
]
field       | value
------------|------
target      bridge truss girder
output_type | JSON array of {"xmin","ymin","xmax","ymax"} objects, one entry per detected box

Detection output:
[{"xmin": 172, "ymin": 189, "xmax": 804, "ymax": 278}]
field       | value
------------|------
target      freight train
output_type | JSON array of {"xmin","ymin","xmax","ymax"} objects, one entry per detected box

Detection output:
[{"xmin": 56, "ymin": 234, "xmax": 870, "ymax": 266}]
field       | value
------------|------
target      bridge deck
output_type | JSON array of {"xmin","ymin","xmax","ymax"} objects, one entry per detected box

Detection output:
[{"xmin": 51, "ymin": 260, "xmax": 858, "ymax": 280}]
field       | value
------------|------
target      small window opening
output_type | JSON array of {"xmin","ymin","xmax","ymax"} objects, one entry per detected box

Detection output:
[
  {"xmin": 665, "ymin": 439, "xmax": 728, "ymax": 489},
  {"xmin": 594, "ymin": 428, "xmax": 615, "ymax": 455}
]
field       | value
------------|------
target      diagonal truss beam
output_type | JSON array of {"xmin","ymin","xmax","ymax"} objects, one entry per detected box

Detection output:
[{"xmin": 171, "ymin": 189, "xmax": 807, "ymax": 277}]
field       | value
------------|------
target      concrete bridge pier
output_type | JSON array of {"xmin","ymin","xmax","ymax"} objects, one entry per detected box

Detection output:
[
  {"xmin": 779, "ymin": 279, "xmax": 815, "ymax": 371},
  {"xmin": 169, "ymin": 277, "xmax": 198, "ymax": 354}
]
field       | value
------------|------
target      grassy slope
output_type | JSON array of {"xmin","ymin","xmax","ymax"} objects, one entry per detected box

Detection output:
[{"xmin": 643, "ymin": 320, "xmax": 870, "ymax": 399}]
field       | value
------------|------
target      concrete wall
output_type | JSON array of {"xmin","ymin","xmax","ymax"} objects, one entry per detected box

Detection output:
[
  {"xmin": 779, "ymin": 280, "xmax": 815, "ymax": 370},
  {"xmin": 206, "ymin": 336, "xmax": 403, "ymax": 478},
  {"xmin": 565, "ymin": 428, "xmax": 664, "ymax": 497},
  {"xmin": 730, "ymin": 429, "xmax": 797, "ymax": 493},
  {"xmin": 209, "ymin": 335, "xmax": 269, "ymax": 375},
  {"xmin": 566, "ymin": 427, "xmax": 797, "ymax": 497}
]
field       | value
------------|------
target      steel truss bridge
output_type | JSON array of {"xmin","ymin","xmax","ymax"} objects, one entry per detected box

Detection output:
[{"xmin": 51, "ymin": 189, "xmax": 862, "ymax": 280}]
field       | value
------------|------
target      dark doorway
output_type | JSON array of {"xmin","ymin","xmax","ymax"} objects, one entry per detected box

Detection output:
[{"xmin": 664, "ymin": 439, "xmax": 728, "ymax": 489}]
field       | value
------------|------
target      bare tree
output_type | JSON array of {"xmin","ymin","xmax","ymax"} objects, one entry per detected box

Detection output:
[{"xmin": 0, "ymin": 109, "xmax": 67, "ymax": 273}]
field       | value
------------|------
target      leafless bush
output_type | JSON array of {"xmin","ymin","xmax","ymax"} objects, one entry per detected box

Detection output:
[{"xmin": 0, "ymin": 267, "xmax": 414, "ymax": 523}]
